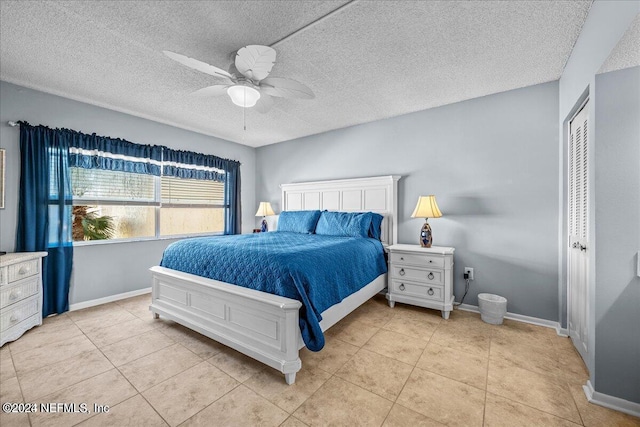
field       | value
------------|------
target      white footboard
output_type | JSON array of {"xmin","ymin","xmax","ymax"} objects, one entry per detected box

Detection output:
[{"xmin": 149, "ymin": 266, "xmax": 302, "ymax": 384}]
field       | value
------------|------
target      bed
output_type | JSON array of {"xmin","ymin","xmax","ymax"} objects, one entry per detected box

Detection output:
[{"xmin": 149, "ymin": 175, "xmax": 400, "ymax": 384}]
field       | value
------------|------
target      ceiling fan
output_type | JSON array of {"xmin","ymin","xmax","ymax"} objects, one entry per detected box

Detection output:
[{"xmin": 163, "ymin": 45, "xmax": 314, "ymax": 113}]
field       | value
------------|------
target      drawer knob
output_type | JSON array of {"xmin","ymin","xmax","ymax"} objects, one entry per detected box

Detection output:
[
  {"xmin": 429, "ymin": 260, "xmax": 433, "ymax": 263},
  {"xmin": 399, "ymin": 284, "xmax": 405, "ymax": 291},
  {"xmin": 428, "ymin": 288, "xmax": 434, "ymax": 296},
  {"xmin": 399, "ymin": 268, "xmax": 405, "ymax": 276},
  {"xmin": 9, "ymin": 314, "xmax": 19, "ymax": 323},
  {"xmin": 18, "ymin": 266, "xmax": 30, "ymax": 275},
  {"xmin": 400, "ymin": 257, "xmax": 404, "ymax": 261},
  {"xmin": 428, "ymin": 272, "xmax": 435, "ymax": 280},
  {"xmin": 9, "ymin": 291, "xmax": 21, "ymax": 300}
]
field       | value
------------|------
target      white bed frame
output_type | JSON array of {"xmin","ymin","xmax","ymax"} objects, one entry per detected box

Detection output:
[{"xmin": 149, "ymin": 175, "xmax": 400, "ymax": 384}]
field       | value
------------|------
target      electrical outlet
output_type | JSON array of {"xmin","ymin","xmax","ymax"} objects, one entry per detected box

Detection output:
[{"xmin": 464, "ymin": 267, "xmax": 474, "ymax": 280}]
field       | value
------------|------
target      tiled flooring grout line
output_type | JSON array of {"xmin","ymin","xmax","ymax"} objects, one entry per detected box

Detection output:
[
  {"xmin": 141, "ymin": 320, "xmax": 280, "ymax": 425},
  {"xmin": 175, "ymin": 381, "xmax": 244, "ymax": 426},
  {"xmin": 483, "ymin": 337, "xmax": 492, "ymax": 427},
  {"xmin": 24, "ymin": 324, "xmax": 109, "ymax": 426},
  {"xmin": 8, "ymin": 344, "xmax": 34, "ymax": 427},
  {"xmin": 96, "ymin": 305, "xmax": 238, "ymax": 425},
  {"xmin": 485, "ymin": 329, "xmax": 588, "ymax": 426},
  {"xmin": 8, "ymin": 296, "xmax": 628, "ymax": 427},
  {"xmin": 384, "ymin": 322, "xmax": 441, "ymax": 426},
  {"xmin": 8, "ymin": 320, "xmax": 79, "ymax": 356},
  {"xmin": 69, "ymin": 311, "xmax": 175, "ymax": 427},
  {"xmin": 569, "ymin": 383, "xmax": 587, "ymax": 426},
  {"xmin": 294, "ymin": 329, "xmax": 393, "ymax": 425}
]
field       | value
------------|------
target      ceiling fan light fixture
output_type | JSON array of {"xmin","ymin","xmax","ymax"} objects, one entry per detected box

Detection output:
[{"xmin": 227, "ymin": 84, "xmax": 260, "ymax": 108}]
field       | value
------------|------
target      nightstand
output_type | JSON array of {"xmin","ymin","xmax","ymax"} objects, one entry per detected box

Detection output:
[{"xmin": 386, "ymin": 244, "xmax": 455, "ymax": 319}]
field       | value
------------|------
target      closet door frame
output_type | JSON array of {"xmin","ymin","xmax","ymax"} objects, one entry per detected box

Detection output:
[{"xmin": 567, "ymin": 98, "xmax": 590, "ymax": 366}]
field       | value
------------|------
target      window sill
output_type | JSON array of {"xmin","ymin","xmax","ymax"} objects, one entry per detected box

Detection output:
[{"xmin": 72, "ymin": 232, "xmax": 224, "ymax": 247}]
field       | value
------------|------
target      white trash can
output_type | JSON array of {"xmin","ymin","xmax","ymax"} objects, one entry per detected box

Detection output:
[{"xmin": 478, "ymin": 293, "xmax": 507, "ymax": 325}]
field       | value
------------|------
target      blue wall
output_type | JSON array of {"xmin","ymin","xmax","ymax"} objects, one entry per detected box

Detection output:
[
  {"xmin": 593, "ymin": 66, "xmax": 640, "ymax": 403},
  {"xmin": 256, "ymin": 82, "xmax": 560, "ymax": 321},
  {"xmin": 0, "ymin": 81, "xmax": 256, "ymax": 305}
]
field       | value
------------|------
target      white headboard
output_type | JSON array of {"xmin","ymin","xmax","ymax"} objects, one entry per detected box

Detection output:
[{"xmin": 280, "ymin": 175, "xmax": 401, "ymax": 247}]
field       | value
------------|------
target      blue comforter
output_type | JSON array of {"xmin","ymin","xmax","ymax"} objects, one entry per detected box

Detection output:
[{"xmin": 160, "ymin": 232, "xmax": 387, "ymax": 351}]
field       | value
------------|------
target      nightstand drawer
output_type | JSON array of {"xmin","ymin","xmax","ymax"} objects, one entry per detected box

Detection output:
[
  {"xmin": 391, "ymin": 265, "xmax": 444, "ymax": 285},
  {"xmin": 391, "ymin": 280, "xmax": 444, "ymax": 302},
  {"xmin": 0, "ymin": 277, "xmax": 39, "ymax": 309},
  {"xmin": 8, "ymin": 260, "xmax": 39, "ymax": 283},
  {"xmin": 390, "ymin": 252, "xmax": 444, "ymax": 268}
]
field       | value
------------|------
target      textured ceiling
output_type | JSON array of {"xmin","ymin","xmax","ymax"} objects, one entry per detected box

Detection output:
[
  {"xmin": 0, "ymin": 1, "xmax": 592, "ymax": 147},
  {"xmin": 598, "ymin": 13, "xmax": 640, "ymax": 74}
]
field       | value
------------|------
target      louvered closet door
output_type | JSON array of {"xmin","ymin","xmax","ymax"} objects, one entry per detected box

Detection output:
[{"xmin": 568, "ymin": 102, "xmax": 589, "ymax": 365}]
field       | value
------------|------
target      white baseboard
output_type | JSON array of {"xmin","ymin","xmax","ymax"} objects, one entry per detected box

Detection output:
[
  {"xmin": 584, "ymin": 380, "xmax": 640, "ymax": 418},
  {"xmin": 457, "ymin": 303, "xmax": 564, "ymax": 335},
  {"xmin": 457, "ymin": 304, "xmax": 481, "ymax": 314},
  {"xmin": 69, "ymin": 288, "xmax": 151, "ymax": 311}
]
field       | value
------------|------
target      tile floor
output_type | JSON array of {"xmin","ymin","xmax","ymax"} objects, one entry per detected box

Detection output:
[{"xmin": 1, "ymin": 294, "xmax": 638, "ymax": 427}]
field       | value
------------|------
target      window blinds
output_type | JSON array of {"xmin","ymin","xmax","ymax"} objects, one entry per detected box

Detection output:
[{"xmin": 161, "ymin": 176, "xmax": 225, "ymax": 206}]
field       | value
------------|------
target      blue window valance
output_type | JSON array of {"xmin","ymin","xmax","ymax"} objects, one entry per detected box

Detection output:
[
  {"xmin": 67, "ymin": 129, "xmax": 163, "ymax": 176},
  {"xmin": 163, "ymin": 148, "xmax": 231, "ymax": 182},
  {"xmin": 17, "ymin": 121, "xmax": 242, "ymax": 238}
]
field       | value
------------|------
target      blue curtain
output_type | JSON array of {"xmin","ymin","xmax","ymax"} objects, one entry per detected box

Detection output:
[
  {"xmin": 224, "ymin": 160, "xmax": 241, "ymax": 235},
  {"xmin": 16, "ymin": 123, "xmax": 73, "ymax": 316},
  {"xmin": 68, "ymin": 131, "xmax": 162, "ymax": 176},
  {"xmin": 16, "ymin": 123, "xmax": 241, "ymax": 318}
]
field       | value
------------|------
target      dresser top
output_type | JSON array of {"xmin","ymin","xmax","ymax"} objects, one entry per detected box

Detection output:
[
  {"xmin": 0, "ymin": 252, "xmax": 48, "ymax": 267},
  {"xmin": 388, "ymin": 244, "xmax": 455, "ymax": 255}
]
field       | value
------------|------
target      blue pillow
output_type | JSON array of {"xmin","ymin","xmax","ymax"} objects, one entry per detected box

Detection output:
[
  {"xmin": 369, "ymin": 213, "xmax": 384, "ymax": 240},
  {"xmin": 277, "ymin": 210, "xmax": 322, "ymax": 234},
  {"xmin": 315, "ymin": 211, "xmax": 373, "ymax": 238}
]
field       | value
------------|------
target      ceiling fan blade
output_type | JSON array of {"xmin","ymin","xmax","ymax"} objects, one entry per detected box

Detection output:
[
  {"xmin": 163, "ymin": 50, "xmax": 233, "ymax": 81},
  {"xmin": 190, "ymin": 85, "xmax": 230, "ymax": 97},
  {"xmin": 254, "ymin": 94, "xmax": 274, "ymax": 113},
  {"xmin": 260, "ymin": 77, "xmax": 315, "ymax": 99},
  {"xmin": 235, "ymin": 45, "xmax": 276, "ymax": 82}
]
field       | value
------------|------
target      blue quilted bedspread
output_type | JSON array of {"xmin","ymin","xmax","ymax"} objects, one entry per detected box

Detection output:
[{"xmin": 160, "ymin": 232, "xmax": 387, "ymax": 351}]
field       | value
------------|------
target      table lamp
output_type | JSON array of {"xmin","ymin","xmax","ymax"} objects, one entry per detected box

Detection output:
[
  {"xmin": 411, "ymin": 195, "xmax": 442, "ymax": 248},
  {"xmin": 255, "ymin": 202, "xmax": 275, "ymax": 232}
]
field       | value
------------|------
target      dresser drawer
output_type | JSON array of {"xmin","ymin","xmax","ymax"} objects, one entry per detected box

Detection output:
[
  {"xmin": 1, "ymin": 295, "xmax": 40, "ymax": 332},
  {"xmin": 390, "ymin": 252, "xmax": 444, "ymax": 268},
  {"xmin": 391, "ymin": 280, "xmax": 444, "ymax": 302},
  {"xmin": 8, "ymin": 260, "xmax": 39, "ymax": 283},
  {"xmin": 0, "ymin": 277, "xmax": 40, "ymax": 309},
  {"xmin": 1, "ymin": 314, "xmax": 41, "ymax": 346},
  {"xmin": 391, "ymin": 265, "xmax": 444, "ymax": 285}
]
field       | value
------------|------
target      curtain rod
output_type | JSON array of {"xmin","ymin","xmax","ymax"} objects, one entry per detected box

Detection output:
[{"xmin": 8, "ymin": 121, "xmax": 19, "ymax": 127}]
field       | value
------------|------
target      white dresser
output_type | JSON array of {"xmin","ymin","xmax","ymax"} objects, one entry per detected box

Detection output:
[
  {"xmin": 386, "ymin": 244, "xmax": 455, "ymax": 319},
  {"xmin": 0, "ymin": 252, "xmax": 48, "ymax": 346}
]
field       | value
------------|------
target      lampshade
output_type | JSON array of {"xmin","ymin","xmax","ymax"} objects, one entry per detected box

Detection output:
[
  {"xmin": 411, "ymin": 195, "xmax": 443, "ymax": 219},
  {"xmin": 255, "ymin": 202, "xmax": 275, "ymax": 217},
  {"xmin": 227, "ymin": 84, "xmax": 261, "ymax": 108}
]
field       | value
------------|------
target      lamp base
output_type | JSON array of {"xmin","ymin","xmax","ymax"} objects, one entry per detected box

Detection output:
[
  {"xmin": 420, "ymin": 221, "xmax": 433, "ymax": 248},
  {"xmin": 261, "ymin": 218, "xmax": 268, "ymax": 233}
]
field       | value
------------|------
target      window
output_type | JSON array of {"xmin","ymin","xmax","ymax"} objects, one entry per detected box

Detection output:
[
  {"xmin": 41, "ymin": 127, "xmax": 242, "ymax": 242},
  {"xmin": 69, "ymin": 168, "xmax": 225, "ymax": 242},
  {"xmin": 160, "ymin": 176, "xmax": 225, "ymax": 236}
]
